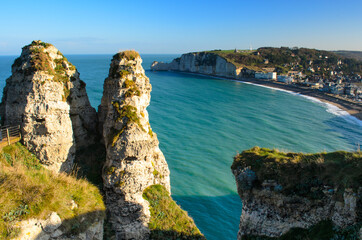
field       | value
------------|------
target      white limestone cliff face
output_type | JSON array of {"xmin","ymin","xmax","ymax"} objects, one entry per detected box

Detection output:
[
  {"xmin": 14, "ymin": 211, "xmax": 104, "ymax": 240},
  {"xmin": 232, "ymin": 167, "xmax": 361, "ymax": 239},
  {"xmin": 99, "ymin": 51, "xmax": 170, "ymax": 239},
  {"xmin": 151, "ymin": 52, "xmax": 238, "ymax": 78},
  {"xmin": 0, "ymin": 41, "xmax": 97, "ymax": 172}
]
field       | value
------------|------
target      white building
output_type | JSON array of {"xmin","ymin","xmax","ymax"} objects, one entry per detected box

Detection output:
[
  {"xmin": 278, "ymin": 75, "xmax": 294, "ymax": 84},
  {"xmin": 255, "ymin": 72, "xmax": 277, "ymax": 80}
]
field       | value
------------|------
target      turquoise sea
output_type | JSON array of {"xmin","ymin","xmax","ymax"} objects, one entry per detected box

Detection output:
[{"xmin": 1, "ymin": 54, "xmax": 361, "ymax": 240}]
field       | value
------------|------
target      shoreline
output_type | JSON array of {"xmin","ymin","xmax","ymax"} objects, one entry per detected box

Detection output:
[
  {"xmin": 238, "ymin": 77, "xmax": 362, "ymax": 121},
  {"xmin": 158, "ymin": 70, "xmax": 362, "ymax": 122}
]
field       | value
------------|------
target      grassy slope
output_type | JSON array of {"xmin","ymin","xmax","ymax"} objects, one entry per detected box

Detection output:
[
  {"xmin": 204, "ymin": 47, "xmax": 362, "ymax": 75},
  {"xmin": 0, "ymin": 143, "xmax": 105, "ymax": 239},
  {"xmin": 143, "ymin": 185, "xmax": 206, "ymax": 240},
  {"xmin": 207, "ymin": 49, "xmax": 262, "ymax": 71}
]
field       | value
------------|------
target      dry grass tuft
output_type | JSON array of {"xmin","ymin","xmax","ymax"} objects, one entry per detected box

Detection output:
[
  {"xmin": 0, "ymin": 143, "xmax": 105, "ymax": 239},
  {"xmin": 113, "ymin": 50, "xmax": 140, "ymax": 61}
]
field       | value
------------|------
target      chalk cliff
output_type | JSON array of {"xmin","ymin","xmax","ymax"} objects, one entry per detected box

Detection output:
[
  {"xmin": 15, "ymin": 211, "xmax": 104, "ymax": 240},
  {"xmin": 151, "ymin": 52, "xmax": 238, "ymax": 78},
  {"xmin": 0, "ymin": 41, "xmax": 97, "ymax": 173},
  {"xmin": 232, "ymin": 147, "xmax": 361, "ymax": 239},
  {"xmin": 100, "ymin": 51, "xmax": 171, "ymax": 239}
]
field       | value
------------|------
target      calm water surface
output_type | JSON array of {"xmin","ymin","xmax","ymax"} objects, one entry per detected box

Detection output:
[{"xmin": 1, "ymin": 54, "xmax": 361, "ymax": 240}]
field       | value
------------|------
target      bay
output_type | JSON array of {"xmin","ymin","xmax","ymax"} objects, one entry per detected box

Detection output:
[{"xmin": 1, "ymin": 54, "xmax": 361, "ymax": 240}]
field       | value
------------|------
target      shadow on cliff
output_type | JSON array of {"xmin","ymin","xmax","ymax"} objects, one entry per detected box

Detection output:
[
  {"xmin": 173, "ymin": 194, "xmax": 242, "ymax": 240},
  {"xmin": 34, "ymin": 210, "xmax": 106, "ymax": 240},
  {"xmin": 73, "ymin": 142, "xmax": 106, "ymax": 187},
  {"xmin": 149, "ymin": 230, "xmax": 206, "ymax": 240}
]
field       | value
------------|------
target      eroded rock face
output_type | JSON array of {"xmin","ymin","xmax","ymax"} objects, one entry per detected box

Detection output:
[
  {"xmin": 151, "ymin": 52, "xmax": 238, "ymax": 78},
  {"xmin": 100, "ymin": 51, "xmax": 170, "ymax": 239},
  {"xmin": 0, "ymin": 41, "xmax": 97, "ymax": 172},
  {"xmin": 14, "ymin": 211, "xmax": 104, "ymax": 240},
  {"xmin": 232, "ymin": 167, "xmax": 361, "ymax": 239}
]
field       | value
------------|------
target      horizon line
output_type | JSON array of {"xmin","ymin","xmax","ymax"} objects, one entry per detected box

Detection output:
[{"xmin": 1, "ymin": 48, "xmax": 362, "ymax": 57}]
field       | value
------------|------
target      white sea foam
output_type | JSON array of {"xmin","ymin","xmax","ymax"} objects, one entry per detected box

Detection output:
[
  {"xmin": 174, "ymin": 71, "xmax": 362, "ymax": 127},
  {"xmin": 241, "ymin": 80, "xmax": 362, "ymax": 127}
]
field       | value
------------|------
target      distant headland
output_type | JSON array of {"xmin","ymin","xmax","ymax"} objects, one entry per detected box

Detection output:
[{"xmin": 151, "ymin": 47, "xmax": 362, "ymax": 120}]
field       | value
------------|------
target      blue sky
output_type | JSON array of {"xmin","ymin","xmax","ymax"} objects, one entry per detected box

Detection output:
[{"xmin": 0, "ymin": 0, "xmax": 361, "ymax": 55}]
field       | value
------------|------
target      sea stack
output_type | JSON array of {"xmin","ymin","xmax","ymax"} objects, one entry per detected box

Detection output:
[
  {"xmin": 0, "ymin": 40, "xmax": 97, "ymax": 172},
  {"xmin": 99, "ymin": 51, "xmax": 170, "ymax": 239}
]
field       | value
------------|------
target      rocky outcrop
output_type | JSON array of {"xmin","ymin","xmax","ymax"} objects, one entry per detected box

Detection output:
[
  {"xmin": 232, "ymin": 147, "xmax": 361, "ymax": 239},
  {"xmin": 0, "ymin": 41, "xmax": 97, "ymax": 172},
  {"xmin": 14, "ymin": 212, "xmax": 104, "ymax": 240},
  {"xmin": 151, "ymin": 52, "xmax": 238, "ymax": 78},
  {"xmin": 100, "ymin": 51, "xmax": 170, "ymax": 239}
]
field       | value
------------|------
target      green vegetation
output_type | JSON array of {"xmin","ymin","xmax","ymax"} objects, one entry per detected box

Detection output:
[
  {"xmin": 112, "ymin": 50, "xmax": 140, "ymax": 61},
  {"xmin": 204, "ymin": 47, "xmax": 362, "ymax": 76},
  {"xmin": 334, "ymin": 50, "xmax": 362, "ymax": 61},
  {"xmin": 143, "ymin": 185, "xmax": 205, "ymax": 240},
  {"xmin": 242, "ymin": 220, "xmax": 361, "ymax": 240},
  {"xmin": 0, "ymin": 143, "xmax": 105, "ymax": 239},
  {"xmin": 148, "ymin": 127, "xmax": 153, "ymax": 138},
  {"xmin": 123, "ymin": 79, "xmax": 141, "ymax": 98},
  {"xmin": 110, "ymin": 66, "xmax": 130, "ymax": 79},
  {"xmin": 113, "ymin": 102, "xmax": 144, "ymax": 130},
  {"xmin": 109, "ymin": 126, "xmax": 126, "ymax": 147},
  {"xmin": 13, "ymin": 41, "xmax": 77, "ymax": 102},
  {"xmin": 232, "ymin": 147, "xmax": 362, "ymax": 198},
  {"xmin": 105, "ymin": 166, "xmax": 116, "ymax": 175},
  {"xmin": 28, "ymin": 49, "xmax": 54, "ymax": 75},
  {"xmin": 110, "ymin": 101, "xmax": 145, "ymax": 146},
  {"xmin": 110, "ymin": 51, "xmax": 140, "ymax": 79},
  {"xmin": 30, "ymin": 40, "xmax": 52, "ymax": 48},
  {"xmin": 118, "ymin": 69, "xmax": 131, "ymax": 78},
  {"xmin": 125, "ymin": 87, "xmax": 141, "ymax": 98},
  {"xmin": 123, "ymin": 79, "xmax": 135, "ymax": 88}
]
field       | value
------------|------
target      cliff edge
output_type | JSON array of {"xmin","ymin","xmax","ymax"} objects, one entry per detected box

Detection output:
[
  {"xmin": 232, "ymin": 147, "xmax": 361, "ymax": 239},
  {"xmin": 0, "ymin": 40, "xmax": 98, "ymax": 173},
  {"xmin": 151, "ymin": 52, "xmax": 239, "ymax": 78},
  {"xmin": 0, "ymin": 43, "xmax": 205, "ymax": 240}
]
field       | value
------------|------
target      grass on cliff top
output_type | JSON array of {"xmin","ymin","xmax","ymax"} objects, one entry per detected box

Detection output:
[
  {"xmin": 0, "ymin": 143, "xmax": 105, "ymax": 239},
  {"xmin": 199, "ymin": 50, "xmax": 262, "ymax": 71},
  {"xmin": 232, "ymin": 147, "xmax": 362, "ymax": 196},
  {"xmin": 242, "ymin": 220, "xmax": 361, "ymax": 240},
  {"xmin": 113, "ymin": 50, "xmax": 140, "ymax": 61},
  {"xmin": 13, "ymin": 40, "xmax": 75, "ymax": 102},
  {"xmin": 207, "ymin": 49, "xmax": 255, "ymax": 55},
  {"xmin": 143, "ymin": 184, "xmax": 206, "ymax": 240}
]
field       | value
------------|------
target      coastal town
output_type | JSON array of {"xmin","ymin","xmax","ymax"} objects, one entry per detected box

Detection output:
[
  {"xmin": 222, "ymin": 47, "xmax": 362, "ymax": 103},
  {"xmin": 253, "ymin": 57, "xmax": 362, "ymax": 102},
  {"xmin": 151, "ymin": 47, "xmax": 362, "ymax": 119}
]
